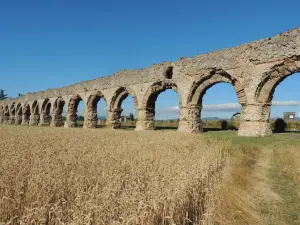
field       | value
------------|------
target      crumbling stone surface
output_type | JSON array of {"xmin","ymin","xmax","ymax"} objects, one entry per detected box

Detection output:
[{"xmin": 1, "ymin": 28, "xmax": 299, "ymax": 136}]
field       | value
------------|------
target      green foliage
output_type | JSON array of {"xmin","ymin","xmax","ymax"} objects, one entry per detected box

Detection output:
[
  {"xmin": 221, "ymin": 120, "xmax": 228, "ymax": 130},
  {"xmin": 0, "ymin": 89, "xmax": 8, "ymax": 100},
  {"xmin": 129, "ymin": 113, "xmax": 134, "ymax": 121},
  {"xmin": 274, "ymin": 118, "xmax": 287, "ymax": 133}
]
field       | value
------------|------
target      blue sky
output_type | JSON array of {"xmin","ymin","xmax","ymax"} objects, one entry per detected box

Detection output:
[{"xmin": 1, "ymin": 0, "xmax": 300, "ymax": 119}]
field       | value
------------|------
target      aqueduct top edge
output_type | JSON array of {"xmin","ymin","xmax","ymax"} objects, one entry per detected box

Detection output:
[{"xmin": 1, "ymin": 28, "xmax": 299, "ymax": 105}]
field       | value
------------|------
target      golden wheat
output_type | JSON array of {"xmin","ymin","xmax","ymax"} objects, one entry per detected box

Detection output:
[{"xmin": 0, "ymin": 125, "xmax": 231, "ymax": 225}]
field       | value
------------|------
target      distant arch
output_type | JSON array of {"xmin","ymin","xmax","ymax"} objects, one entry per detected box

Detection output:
[
  {"xmin": 51, "ymin": 97, "xmax": 66, "ymax": 127},
  {"xmin": 84, "ymin": 91, "xmax": 107, "ymax": 128},
  {"xmin": 255, "ymin": 56, "xmax": 300, "ymax": 103},
  {"xmin": 22, "ymin": 102, "xmax": 31, "ymax": 125},
  {"xmin": 15, "ymin": 103, "xmax": 23, "ymax": 124},
  {"xmin": 65, "ymin": 94, "xmax": 84, "ymax": 127},
  {"xmin": 40, "ymin": 98, "xmax": 52, "ymax": 125},
  {"xmin": 30, "ymin": 100, "xmax": 40, "ymax": 125},
  {"xmin": 110, "ymin": 87, "xmax": 138, "ymax": 111}
]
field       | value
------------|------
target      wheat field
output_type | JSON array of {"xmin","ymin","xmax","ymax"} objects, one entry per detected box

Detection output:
[{"xmin": 0, "ymin": 126, "xmax": 232, "ymax": 225}]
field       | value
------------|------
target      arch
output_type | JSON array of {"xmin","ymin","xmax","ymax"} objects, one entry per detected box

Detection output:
[
  {"xmin": 40, "ymin": 98, "xmax": 52, "ymax": 126},
  {"xmin": 3, "ymin": 105, "xmax": 9, "ymax": 124},
  {"xmin": 15, "ymin": 103, "xmax": 23, "ymax": 124},
  {"xmin": 84, "ymin": 91, "xmax": 107, "ymax": 128},
  {"xmin": 0, "ymin": 105, "xmax": 3, "ymax": 124},
  {"xmin": 22, "ymin": 102, "xmax": 31, "ymax": 125},
  {"xmin": 255, "ymin": 56, "xmax": 300, "ymax": 103},
  {"xmin": 65, "ymin": 94, "xmax": 84, "ymax": 127},
  {"xmin": 187, "ymin": 70, "xmax": 246, "ymax": 106},
  {"xmin": 51, "ymin": 97, "xmax": 66, "ymax": 127},
  {"xmin": 110, "ymin": 87, "xmax": 138, "ymax": 111},
  {"xmin": 30, "ymin": 100, "xmax": 40, "ymax": 125},
  {"xmin": 142, "ymin": 80, "xmax": 181, "ymax": 108},
  {"xmin": 136, "ymin": 81, "xmax": 181, "ymax": 131},
  {"xmin": 108, "ymin": 87, "xmax": 138, "ymax": 129},
  {"xmin": 9, "ymin": 103, "xmax": 16, "ymax": 124}
]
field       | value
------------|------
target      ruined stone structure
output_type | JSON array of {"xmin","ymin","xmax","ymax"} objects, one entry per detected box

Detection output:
[{"xmin": 0, "ymin": 28, "xmax": 299, "ymax": 136}]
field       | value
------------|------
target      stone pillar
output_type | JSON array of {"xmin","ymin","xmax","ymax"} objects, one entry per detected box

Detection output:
[
  {"xmin": 39, "ymin": 113, "xmax": 51, "ymax": 126},
  {"xmin": 50, "ymin": 110, "xmax": 64, "ymax": 127},
  {"xmin": 238, "ymin": 103, "xmax": 272, "ymax": 137},
  {"xmin": 9, "ymin": 114, "xmax": 15, "ymax": 124},
  {"xmin": 83, "ymin": 108, "xmax": 98, "ymax": 129},
  {"xmin": 22, "ymin": 114, "xmax": 30, "ymax": 125},
  {"xmin": 106, "ymin": 108, "xmax": 122, "ymax": 129},
  {"xmin": 29, "ymin": 114, "xmax": 40, "ymax": 126},
  {"xmin": 0, "ymin": 114, "xmax": 3, "ymax": 124},
  {"xmin": 178, "ymin": 105, "xmax": 202, "ymax": 133},
  {"xmin": 3, "ymin": 114, "xmax": 9, "ymax": 124},
  {"xmin": 64, "ymin": 112, "xmax": 77, "ymax": 128},
  {"xmin": 135, "ymin": 107, "xmax": 155, "ymax": 131},
  {"xmin": 14, "ymin": 114, "xmax": 22, "ymax": 124}
]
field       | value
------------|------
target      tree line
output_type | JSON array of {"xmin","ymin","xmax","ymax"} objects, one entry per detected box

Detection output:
[{"xmin": 0, "ymin": 89, "xmax": 24, "ymax": 100}]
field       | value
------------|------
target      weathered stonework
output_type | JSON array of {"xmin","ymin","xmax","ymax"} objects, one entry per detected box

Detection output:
[{"xmin": 0, "ymin": 28, "xmax": 299, "ymax": 136}]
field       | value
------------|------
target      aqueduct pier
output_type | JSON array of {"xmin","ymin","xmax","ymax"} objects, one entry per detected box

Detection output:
[{"xmin": 0, "ymin": 28, "xmax": 299, "ymax": 136}]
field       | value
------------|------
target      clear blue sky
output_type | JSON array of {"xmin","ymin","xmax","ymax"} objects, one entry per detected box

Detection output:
[{"xmin": 1, "ymin": 0, "xmax": 299, "ymax": 119}]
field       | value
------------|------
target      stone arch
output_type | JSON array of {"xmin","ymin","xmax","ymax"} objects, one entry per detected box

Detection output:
[
  {"xmin": 84, "ymin": 91, "xmax": 107, "ymax": 128},
  {"xmin": 110, "ymin": 87, "xmax": 138, "ymax": 111},
  {"xmin": 255, "ymin": 56, "xmax": 300, "ymax": 104},
  {"xmin": 3, "ymin": 105, "xmax": 9, "ymax": 124},
  {"xmin": 15, "ymin": 103, "xmax": 23, "ymax": 124},
  {"xmin": 51, "ymin": 97, "xmax": 66, "ymax": 127},
  {"xmin": 9, "ymin": 103, "xmax": 16, "ymax": 124},
  {"xmin": 142, "ymin": 80, "xmax": 181, "ymax": 108},
  {"xmin": 65, "ymin": 94, "xmax": 84, "ymax": 127},
  {"xmin": 0, "ymin": 105, "xmax": 3, "ymax": 124},
  {"xmin": 187, "ymin": 71, "xmax": 247, "ymax": 106},
  {"xmin": 108, "ymin": 87, "xmax": 138, "ymax": 129},
  {"xmin": 30, "ymin": 100, "xmax": 40, "ymax": 125},
  {"xmin": 136, "ymin": 80, "xmax": 181, "ymax": 130},
  {"xmin": 22, "ymin": 102, "xmax": 31, "ymax": 125},
  {"xmin": 40, "ymin": 98, "xmax": 52, "ymax": 126},
  {"xmin": 178, "ymin": 70, "xmax": 246, "ymax": 133}
]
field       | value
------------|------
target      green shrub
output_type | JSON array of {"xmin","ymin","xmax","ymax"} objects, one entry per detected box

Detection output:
[{"xmin": 274, "ymin": 118, "xmax": 287, "ymax": 133}]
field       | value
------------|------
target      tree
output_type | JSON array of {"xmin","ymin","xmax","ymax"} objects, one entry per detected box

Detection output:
[
  {"xmin": 274, "ymin": 118, "xmax": 287, "ymax": 133},
  {"xmin": 18, "ymin": 93, "xmax": 24, "ymax": 97},
  {"xmin": 129, "ymin": 113, "xmax": 134, "ymax": 121},
  {"xmin": 0, "ymin": 89, "xmax": 8, "ymax": 100}
]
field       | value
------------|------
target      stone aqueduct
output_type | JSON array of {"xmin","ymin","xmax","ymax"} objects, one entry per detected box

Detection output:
[{"xmin": 0, "ymin": 28, "xmax": 299, "ymax": 136}]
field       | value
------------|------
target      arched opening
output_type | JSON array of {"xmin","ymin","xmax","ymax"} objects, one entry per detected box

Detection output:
[
  {"xmin": 201, "ymin": 83, "xmax": 241, "ymax": 131},
  {"xmin": 3, "ymin": 105, "xmax": 9, "ymax": 124},
  {"xmin": 51, "ymin": 97, "xmax": 66, "ymax": 127},
  {"xmin": 254, "ymin": 56, "xmax": 300, "ymax": 134},
  {"xmin": 84, "ymin": 91, "xmax": 107, "ymax": 129},
  {"xmin": 0, "ymin": 106, "xmax": 3, "ymax": 124},
  {"xmin": 15, "ymin": 103, "xmax": 23, "ymax": 124},
  {"xmin": 154, "ymin": 89, "xmax": 179, "ymax": 130},
  {"xmin": 40, "ymin": 99, "xmax": 52, "ymax": 126},
  {"xmin": 109, "ymin": 87, "xmax": 138, "ymax": 129},
  {"xmin": 137, "ymin": 81, "xmax": 180, "ymax": 130},
  {"xmin": 185, "ymin": 71, "xmax": 246, "ymax": 133},
  {"xmin": 30, "ymin": 101, "xmax": 40, "ymax": 126},
  {"xmin": 9, "ymin": 103, "xmax": 16, "ymax": 124},
  {"xmin": 65, "ymin": 94, "xmax": 85, "ymax": 128},
  {"xmin": 22, "ymin": 103, "xmax": 31, "ymax": 125}
]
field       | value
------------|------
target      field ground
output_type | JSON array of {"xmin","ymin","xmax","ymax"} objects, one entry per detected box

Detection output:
[{"xmin": 0, "ymin": 125, "xmax": 300, "ymax": 224}]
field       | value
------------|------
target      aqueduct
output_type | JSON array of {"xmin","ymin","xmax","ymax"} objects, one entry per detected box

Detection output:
[{"xmin": 0, "ymin": 28, "xmax": 299, "ymax": 136}]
